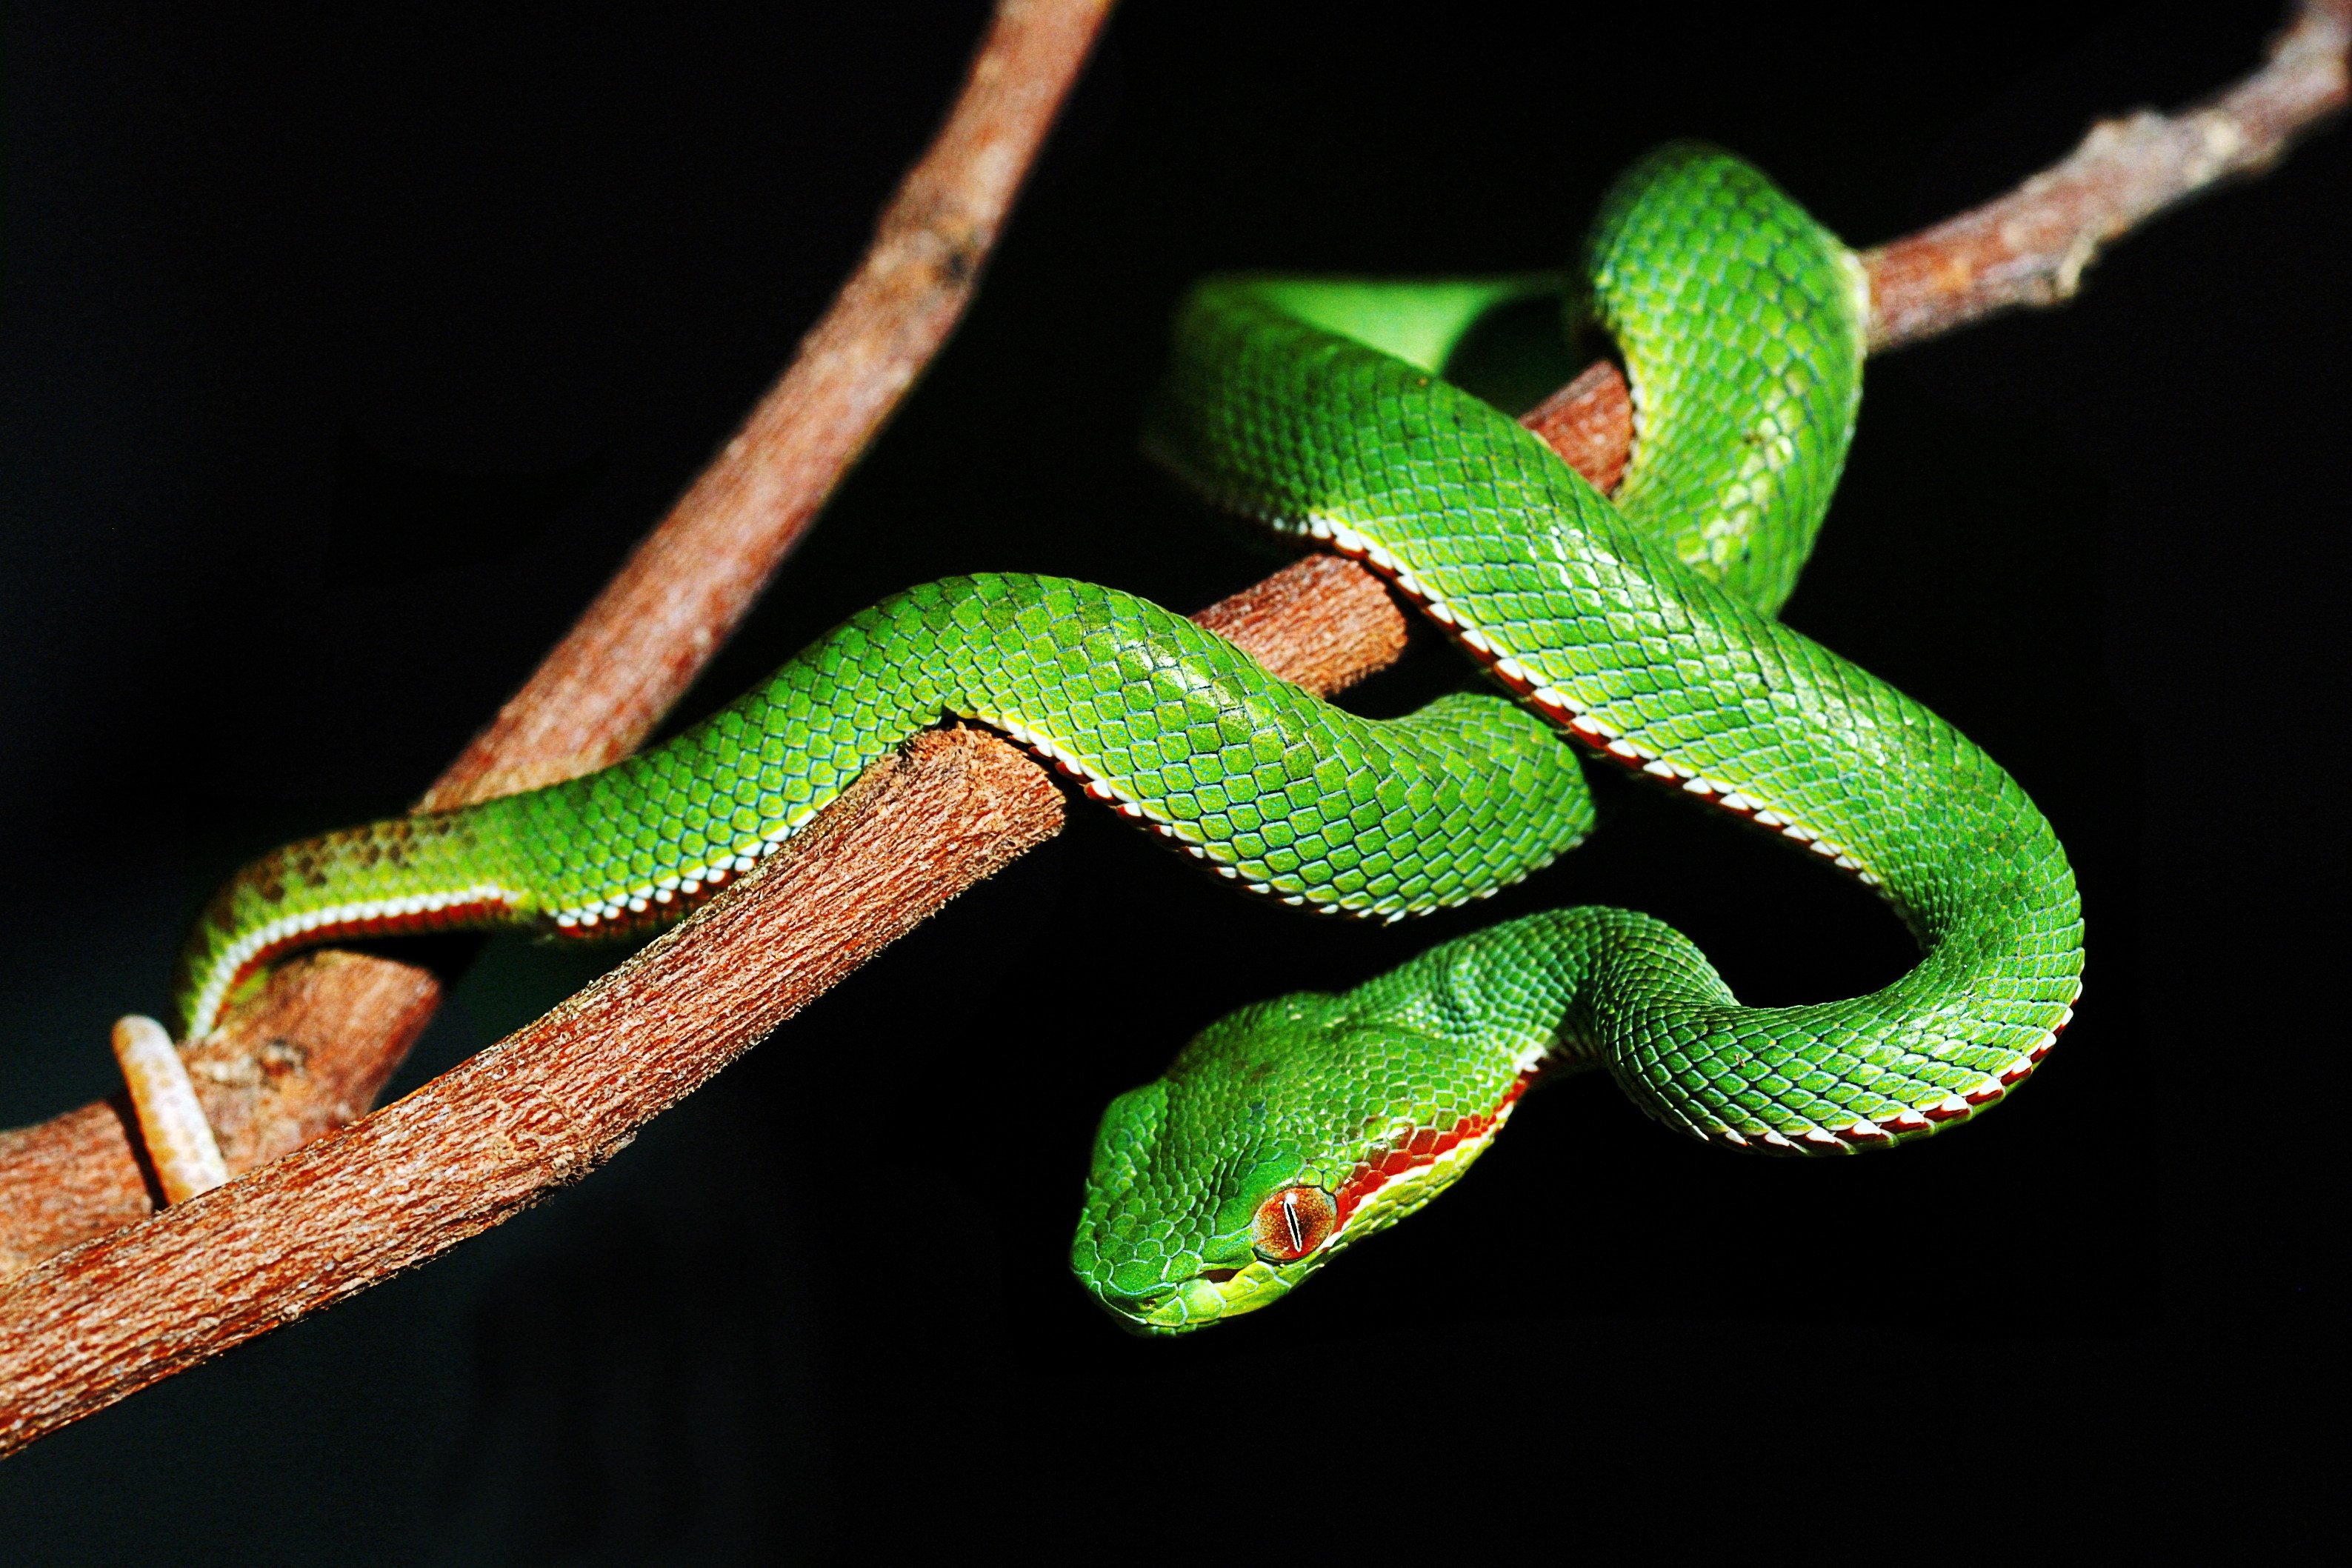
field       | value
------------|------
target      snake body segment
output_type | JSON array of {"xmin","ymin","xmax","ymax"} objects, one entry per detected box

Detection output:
[{"xmin": 176, "ymin": 576, "xmax": 1595, "ymax": 1038}]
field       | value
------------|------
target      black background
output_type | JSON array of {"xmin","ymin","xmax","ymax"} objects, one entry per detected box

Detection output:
[{"xmin": 0, "ymin": 0, "xmax": 2339, "ymax": 1558}]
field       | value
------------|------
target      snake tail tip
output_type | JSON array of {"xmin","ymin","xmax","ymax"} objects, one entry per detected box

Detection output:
[{"xmin": 111, "ymin": 1013, "xmax": 229, "ymax": 1206}]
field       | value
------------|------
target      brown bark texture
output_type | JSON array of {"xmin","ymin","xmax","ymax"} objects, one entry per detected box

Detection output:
[
  {"xmin": 0, "ymin": 0, "xmax": 2343, "ymax": 1458},
  {"xmin": 1520, "ymin": 361, "xmax": 1635, "ymax": 493},
  {"xmin": 0, "ymin": 955, "xmax": 442, "ymax": 1282}
]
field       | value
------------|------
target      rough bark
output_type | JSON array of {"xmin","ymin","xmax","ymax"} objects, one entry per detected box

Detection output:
[
  {"xmin": 1520, "ymin": 361, "xmax": 1635, "ymax": 494},
  {"xmin": 0, "ymin": 955, "xmax": 441, "ymax": 1281},
  {"xmin": 422, "ymin": 0, "xmax": 1122, "ymax": 808}
]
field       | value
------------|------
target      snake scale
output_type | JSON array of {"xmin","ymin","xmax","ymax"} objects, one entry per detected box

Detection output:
[{"xmin": 161, "ymin": 146, "xmax": 2082, "ymax": 1333}]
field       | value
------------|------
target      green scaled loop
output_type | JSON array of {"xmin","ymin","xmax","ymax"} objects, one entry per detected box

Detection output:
[{"xmin": 1072, "ymin": 147, "xmax": 2082, "ymax": 1334}]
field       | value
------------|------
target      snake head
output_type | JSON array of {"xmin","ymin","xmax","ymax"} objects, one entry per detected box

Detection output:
[
  {"xmin": 1068, "ymin": 1075, "xmax": 1316, "ymax": 1335},
  {"xmin": 1070, "ymin": 989, "xmax": 1534, "ymax": 1335}
]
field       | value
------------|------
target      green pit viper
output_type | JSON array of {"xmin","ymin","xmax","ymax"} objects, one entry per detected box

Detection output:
[{"xmin": 164, "ymin": 145, "xmax": 2082, "ymax": 1334}]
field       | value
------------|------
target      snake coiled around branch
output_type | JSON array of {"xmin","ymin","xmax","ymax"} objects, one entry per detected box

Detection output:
[{"xmin": 160, "ymin": 147, "xmax": 2082, "ymax": 1334}]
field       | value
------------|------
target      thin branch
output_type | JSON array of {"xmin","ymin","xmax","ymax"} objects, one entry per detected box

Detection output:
[
  {"xmin": 1, "ymin": 0, "xmax": 2345, "ymax": 1457},
  {"xmin": 0, "ymin": 0, "xmax": 1119, "ymax": 1281},
  {"xmin": 1520, "ymin": 361, "xmax": 1634, "ymax": 493},
  {"xmin": 1865, "ymin": 0, "xmax": 2348, "ymax": 349}
]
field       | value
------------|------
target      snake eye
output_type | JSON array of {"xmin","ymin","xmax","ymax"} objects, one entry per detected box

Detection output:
[{"xmin": 1251, "ymin": 1186, "xmax": 1336, "ymax": 1261}]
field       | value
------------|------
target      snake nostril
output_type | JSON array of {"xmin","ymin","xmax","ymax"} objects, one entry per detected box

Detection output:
[{"xmin": 1200, "ymin": 1267, "xmax": 1241, "ymax": 1284}]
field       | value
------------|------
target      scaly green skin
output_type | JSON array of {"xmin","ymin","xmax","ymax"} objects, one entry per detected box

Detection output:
[
  {"xmin": 1070, "ymin": 145, "xmax": 2082, "ymax": 1332},
  {"xmin": 173, "ymin": 583, "xmax": 1593, "ymax": 1037},
  {"xmin": 167, "ymin": 150, "xmax": 2082, "ymax": 1341}
]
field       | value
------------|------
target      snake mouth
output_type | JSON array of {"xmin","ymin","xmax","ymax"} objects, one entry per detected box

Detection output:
[
  {"xmin": 1088, "ymin": 1260, "xmax": 1293, "ymax": 1335},
  {"xmin": 1087, "ymin": 1284, "xmax": 1185, "ymax": 1334}
]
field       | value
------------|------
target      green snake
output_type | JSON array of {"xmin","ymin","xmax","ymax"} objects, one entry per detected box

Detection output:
[{"xmin": 164, "ymin": 147, "xmax": 2082, "ymax": 1335}]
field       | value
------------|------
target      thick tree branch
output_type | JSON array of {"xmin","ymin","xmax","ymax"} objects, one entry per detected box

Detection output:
[
  {"xmin": 0, "ymin": 955, "xmax": 443, "ymax": 1281},
  {"xmin": 1, "ymin": 0, "xmax": 2343, "ymax": 1457}
]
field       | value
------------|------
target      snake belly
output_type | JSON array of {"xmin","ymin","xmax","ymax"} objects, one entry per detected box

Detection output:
[{"xmin": 1069, "ymin": 145, "xmax": 2084, "ymax": 1332}]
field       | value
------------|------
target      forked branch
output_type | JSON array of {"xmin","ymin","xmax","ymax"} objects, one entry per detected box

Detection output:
[{"xmin": 1, "ymin": 0, "xmax": 2342, "ymax": 1457}]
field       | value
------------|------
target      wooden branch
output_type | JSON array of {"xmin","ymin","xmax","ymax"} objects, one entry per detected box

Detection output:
[
  {"xmin": 0, "ymin": 0, "xmax": 1119, "ymax": 1282},
  {"xmin": 1187, "ymin": 554, "xmax": 1413, "ymax": 698},
  {"xmin": 1, "ymin": 0, "xmax": 2345, "ymax": 1457},
  {"xmin": 1521, "ymin": 361, "xmax": 1635, "ymax": 493},
  {"xmin": 0, "ymin": 954, "xmax": 441, "ymax": 1281},
  {"xmin": 1865, "ymin": 0, "xmax": 2349, "ymax": 349},
  {"xmin": 0, "ymin": 567, "xmax": 1401, "ymax": 1455},
  {"xmin": 0, "ymin": 727, "xmax": 1068, "ymax": 1455}
]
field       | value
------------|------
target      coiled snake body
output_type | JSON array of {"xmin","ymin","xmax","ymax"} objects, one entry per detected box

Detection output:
[{"xmin": 164, "ymin": 147, "xmax": 2082, "ymax": 1332}]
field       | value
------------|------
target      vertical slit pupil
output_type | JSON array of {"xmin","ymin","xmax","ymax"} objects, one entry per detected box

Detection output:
[{"xmin": 1255, "ymin": 1185, "xmax": 1333, "ymax": 1261}]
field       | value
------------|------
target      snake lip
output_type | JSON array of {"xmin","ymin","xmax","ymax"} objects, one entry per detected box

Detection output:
[
  {"xmin": 1104, "ymin": 1267, "xmax": 1240, "ymax": 1310},
  {"xmin": 1090, "ymin": 1279, "xmax": 1173, "ymax": 1313},
  {"xmin": 1090, "ymin": 1287, "xmax": 1187, "ymax": 1334},
  {"xmin": 1088, "ymin": 1265, "xmax": 1251, "ymax": 1330}
]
